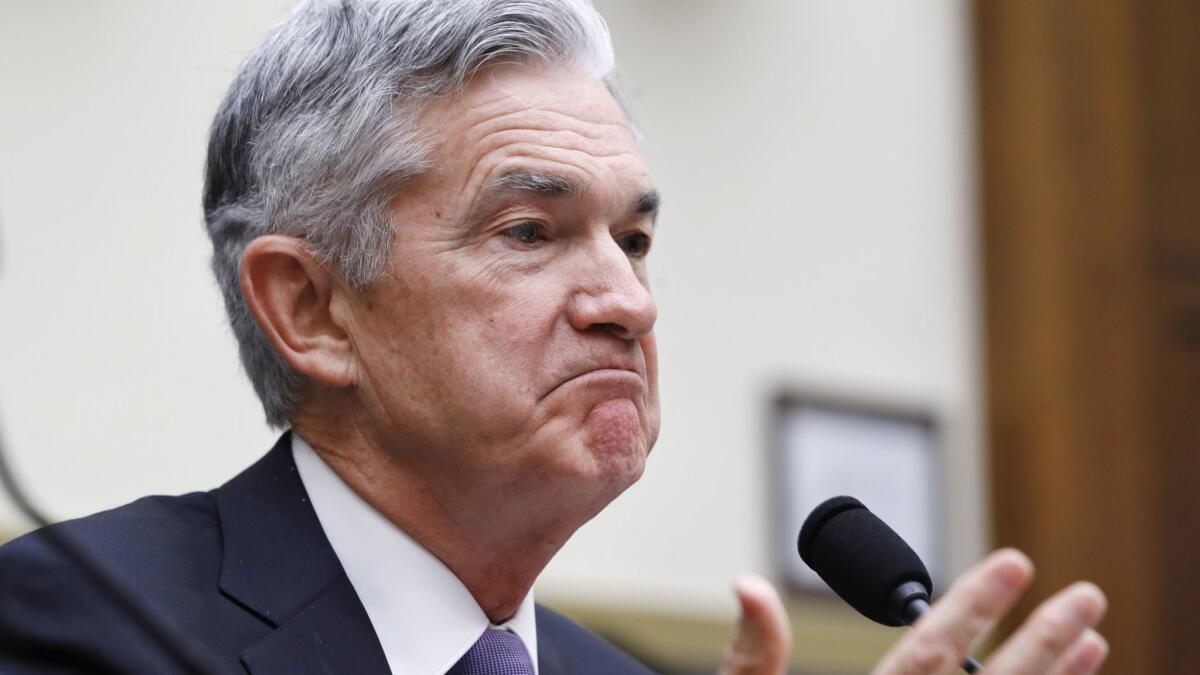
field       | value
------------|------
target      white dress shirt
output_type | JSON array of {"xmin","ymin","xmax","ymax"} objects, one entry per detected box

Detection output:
[{"xmin": 292, "ymin": 434, "xmax": 539, "ymax": 675}]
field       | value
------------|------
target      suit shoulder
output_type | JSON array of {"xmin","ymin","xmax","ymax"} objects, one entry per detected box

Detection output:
[
  {"xmin": 0, "ymin": 491, "xmax": 218, "ymax": 575},
  {"xmin": 0, "ymin": 492, "xmax": 223, "ymax": 671},
  {"xmin": 535, "ymin": 604, "xmax": 659, "ymax": 675}
]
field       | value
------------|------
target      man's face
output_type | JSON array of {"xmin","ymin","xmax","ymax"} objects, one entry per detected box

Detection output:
[{"xmin": 344, "ymin": 63, "xmax": 660, "ymax": 512}]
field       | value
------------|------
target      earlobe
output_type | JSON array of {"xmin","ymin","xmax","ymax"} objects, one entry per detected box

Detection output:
[{"xmin": 240, "ymin": 236, "xmax": 356, "ymax": 388}]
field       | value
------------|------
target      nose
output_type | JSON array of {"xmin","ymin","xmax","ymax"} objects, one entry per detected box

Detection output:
[{"xmin": 566, "ymin": 239, "xmax": 658, "ymax": 341}]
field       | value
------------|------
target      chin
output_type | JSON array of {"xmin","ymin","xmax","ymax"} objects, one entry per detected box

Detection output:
[{"xmin": 582, "ymin": 398, "xmax": 650, "ymax": 487}]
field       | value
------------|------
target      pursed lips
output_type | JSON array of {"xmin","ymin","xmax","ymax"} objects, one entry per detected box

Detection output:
[{"xmin": 542, "ymin": 363, "xmax": 644, "ymax": 400}]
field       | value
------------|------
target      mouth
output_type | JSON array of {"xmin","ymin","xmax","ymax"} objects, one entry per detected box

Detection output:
[{"xmin": 542, "ymin": 366, "xmax": 644, "ymax": 401}]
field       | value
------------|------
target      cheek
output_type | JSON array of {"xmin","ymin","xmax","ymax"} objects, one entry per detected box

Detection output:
[
  {"xmin": 470, "ymin": 285, "xmax": 561, "ymax": 366},
  {"xmin": 640, "ymin": 332, "xmax": 661, "ymax": 402},
  {"xmin": 640, "ymin": 332, "xmax": 659, "ymax": 386},
  {"xmin": 427, "ymin": 284, "xmax": 564, "ymax": 420},
  {"xmin": 639, "ymin": 333, "xmax": 662, "ymax": 448}
]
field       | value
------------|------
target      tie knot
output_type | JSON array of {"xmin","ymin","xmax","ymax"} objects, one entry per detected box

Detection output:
[{"xmin": 448, "ymin": 628, "xmax": 535, "ymax": 675}]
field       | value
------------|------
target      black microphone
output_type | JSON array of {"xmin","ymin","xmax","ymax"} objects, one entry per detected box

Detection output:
[{"xmin": 797, "ymin": 495, "xmax": 982, "ymax": 674}]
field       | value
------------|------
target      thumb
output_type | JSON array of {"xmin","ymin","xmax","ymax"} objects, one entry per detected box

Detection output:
[{"xmin": 719, "ymin": 575, "xmax": 792, "ymax": 675}]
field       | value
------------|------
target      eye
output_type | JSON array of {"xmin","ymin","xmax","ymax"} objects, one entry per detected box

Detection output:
[
  {"xmin": 500, "ymin": 221, "xmax": 547, "ymax": 245},
  {"xmin": 618, "ymin": 232, "xmax": 653, "ymax": 258}
]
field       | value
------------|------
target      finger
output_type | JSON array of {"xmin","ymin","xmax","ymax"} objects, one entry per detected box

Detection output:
[
  {"xmin": 1047, "ymin": 629, "xmax": 1109, "ymax": 675},
  {"xmin": 985, "ymin": 581, "xmax": 1107, "ymax": 675},
  {"xmin": 871, "ymin": 548, "xmax": 1034, "ymax": 675},
  {"xmin": 718, "ymin": 575, "xmax": 792, "ymax": 675}
]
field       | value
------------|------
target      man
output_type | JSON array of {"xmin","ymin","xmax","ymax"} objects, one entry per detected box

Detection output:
[{"xmin": 0, "ymin": 1, "xmax": 1109, "ymax": 673}]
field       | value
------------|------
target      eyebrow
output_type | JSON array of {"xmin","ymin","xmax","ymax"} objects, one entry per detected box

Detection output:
[
  {"xmin": 492, "ymin": 168, "xmax": 576, "ymax": 197},
  {"xmin": 466, "ymin": 168, "xmax": 660, "ymax": 228},
  {"xmin": 635, "ymin": 189, "xmax": 660, "ymax": 221}
]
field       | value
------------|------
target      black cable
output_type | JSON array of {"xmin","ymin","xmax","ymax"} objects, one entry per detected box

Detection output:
[
  {"xmin": 0, "ymin": 213, "xmax": 224, "ymax": 674},
  {"xmin": 0, "ymin": 421, "xmax": 50, "ymax": 530}
]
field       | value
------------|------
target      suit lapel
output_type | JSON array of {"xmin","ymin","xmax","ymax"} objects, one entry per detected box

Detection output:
[
  {"xmin": 239, "ymin": 573, "xmax": 392, "ymax": 674},
  {"xmin": 535, "ymin": 605, "xmax": 580, "ymax": 675},
  {"xmin": 536, "ymin": 628, "xmax": 566, "ymax": 675},
  {"xmin": 215, "ymin": 432, "xmax": 390, "ymax": 674}
]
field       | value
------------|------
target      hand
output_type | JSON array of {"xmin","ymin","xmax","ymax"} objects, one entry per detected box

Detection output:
[
  {"xmin": 719, "ymin": 575, "xmax": 793, "ymax": 675},
  {"xmin": 872, "ymin": 548, "xmax": 1109, "ymax": 675}
]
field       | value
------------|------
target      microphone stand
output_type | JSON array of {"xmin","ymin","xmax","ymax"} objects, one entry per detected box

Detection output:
[{"xmin": 894, "ymin": 581, "xmax": 984, "ymax": 674}]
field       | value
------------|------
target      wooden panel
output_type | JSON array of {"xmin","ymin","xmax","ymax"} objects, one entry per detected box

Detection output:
[
  {"xmin": 1136, "ymin": 0, "xmax": 1200, "ymax": 665},
  {"xmin": 973, "ymin": 0, "xmax": 1200, "ymax": 671}
]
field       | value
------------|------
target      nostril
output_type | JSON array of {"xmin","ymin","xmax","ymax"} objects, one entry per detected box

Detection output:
[{"xmin": 589, "ymin": 322, "xmax": 626, "ymax": 336}]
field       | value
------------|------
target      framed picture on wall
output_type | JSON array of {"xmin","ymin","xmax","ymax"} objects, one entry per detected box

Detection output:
[{"xmin": 771, "ymin": 390, "xmax": 946, "ymax": 596}]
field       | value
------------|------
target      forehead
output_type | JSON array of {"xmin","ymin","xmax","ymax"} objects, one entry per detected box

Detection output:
[{"xmin": 416, "ymin": 63, "xmax": 650, "ymax": 197}]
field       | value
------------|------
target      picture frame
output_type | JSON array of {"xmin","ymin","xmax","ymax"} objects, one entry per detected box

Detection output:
[{"xmin": 770, "ymin": 389, "xmax": 946, "ymax": 597}]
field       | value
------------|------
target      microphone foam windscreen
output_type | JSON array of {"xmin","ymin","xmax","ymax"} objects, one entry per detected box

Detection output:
[{"xmin": 797, "ymin": 496, "xmax": 933, "ymax": 627}]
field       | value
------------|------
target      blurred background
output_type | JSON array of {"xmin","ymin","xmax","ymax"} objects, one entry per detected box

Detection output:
[{"xmin": 0, "ymin": 1, "xmax": 1196, "ymax": 673}]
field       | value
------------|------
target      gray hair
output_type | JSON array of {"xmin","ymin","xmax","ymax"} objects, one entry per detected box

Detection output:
[{"xmin": 203, "ymin": 0, "xmax": 619, "ymax": 427}]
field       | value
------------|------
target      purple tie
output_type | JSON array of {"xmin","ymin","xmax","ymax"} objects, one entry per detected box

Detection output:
[{"xmin": 447, "ymin": 628, "xmax": 535, "ymax": 675}]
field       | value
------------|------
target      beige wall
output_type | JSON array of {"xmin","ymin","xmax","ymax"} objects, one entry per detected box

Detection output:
[
  {"xmin": 0, "ymin": 0, "xmax": 983, "ymax": 652},
  {"xmin": 553, "ymin": 0, "xmax": 986, "ymax": 617}
]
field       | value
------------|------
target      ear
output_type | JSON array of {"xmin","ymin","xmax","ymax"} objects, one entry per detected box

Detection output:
[{"xmin": 240, "ymin": 235, "xmax": 356, "ymax": 388}]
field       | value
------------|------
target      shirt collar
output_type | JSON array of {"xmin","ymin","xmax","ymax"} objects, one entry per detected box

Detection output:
[{"xmin": 291, "ymin": 433, "xmax": 538, "ymax": 674}]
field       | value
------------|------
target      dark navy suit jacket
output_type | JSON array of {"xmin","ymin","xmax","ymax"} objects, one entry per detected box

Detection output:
[{"xmin": 0, "ymin": 434, "xmax": 656, "ymax": 674}]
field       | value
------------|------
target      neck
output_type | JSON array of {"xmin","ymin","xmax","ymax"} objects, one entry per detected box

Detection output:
[{"xmin": 291, "ymin": 405, "xmax": 586, "ymax": 623}]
